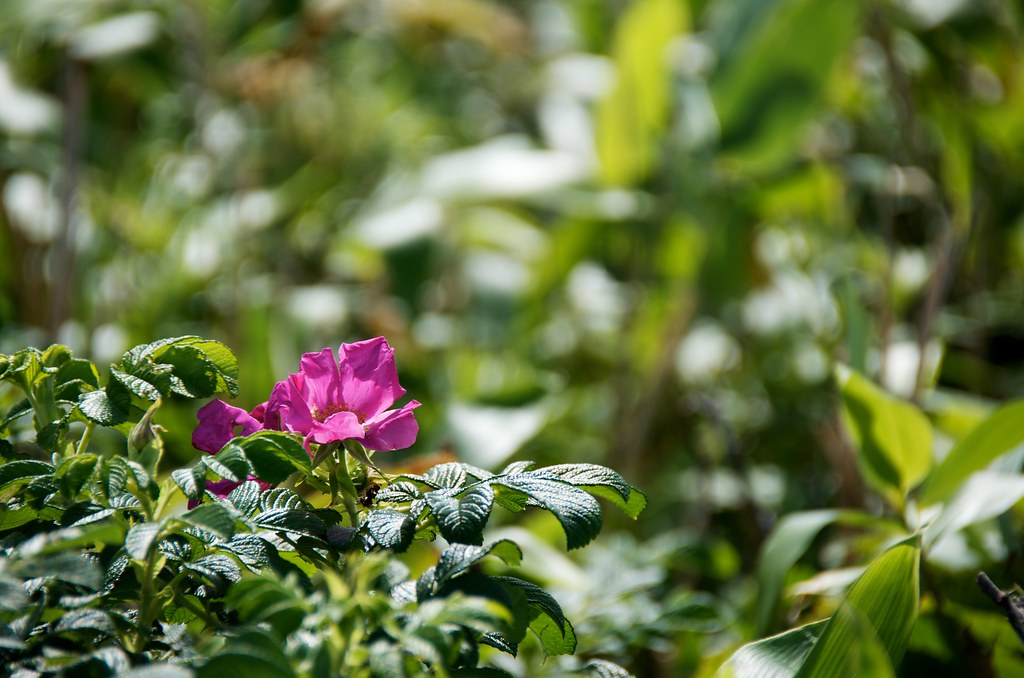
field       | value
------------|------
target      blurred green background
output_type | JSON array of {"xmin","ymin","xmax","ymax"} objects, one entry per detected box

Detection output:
[{"xmin": 3, "ymin": 0, "xmax": 1024, "ymax": 674}]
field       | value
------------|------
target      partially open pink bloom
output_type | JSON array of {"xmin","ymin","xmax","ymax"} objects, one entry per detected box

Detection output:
[
  {"xmin": 191, "ymin": 399, "xmax": 265, "ymax": 454},
  {"xmin": 265, "ymin": 337, "xmax": 420, "ymax": 452}
]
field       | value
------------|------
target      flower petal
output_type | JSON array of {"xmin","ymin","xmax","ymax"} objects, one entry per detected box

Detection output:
[
  {"xmin": 266, "ymin": 377, "xmax": 314, "ymax": 435},
  {"xmin": 360, "ymin": 400, "xmax": 421, "ymax": 451},
  {"xmin": 337, "ymin": 337, "xmax": 406, "ymax": 419},
  {"xmin": 309, "ymin": 410, "xmax": 363, "ymax": 445},
  {"xmin": 298, "ymin": 347, "xmax": 343, "ymax": 415},
  {"xmin": 192, "ymin": 400, "xmax": 262, "ymax": 454}
]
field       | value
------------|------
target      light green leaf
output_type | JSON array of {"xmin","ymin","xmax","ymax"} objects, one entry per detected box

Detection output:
[
  {"xmin": 795, "ymin": 538, "xmax": 919, "ymax": 676},
  {"xmin": 719, "ymin": 620, "xmax": 827, "ymax": 678},
  {"xmin": 125, "ymin": 523, "xmax": 163, "ymax": 560},
  {"xmin": 755, "ymin": 509, "xmax": 891, "ymax": 635},
  {"xmin": 596, "ymin": 0, "xmax": 688, "ymax": 186},
  {"xmin": 924, "ymin": 471, "xmax": 1024, "ymax": 548},
  {"xmin": 171, "ymin": 465, "xmax": 206, "ymax": 501},
  {"xmin": 920, "ymin": 399, "xmax": 1024, "ymax": 506},
  {"xmin": 237, "ymin": 431, "xmax": 311, "ymax": 483},
  {"xmin": 836, "ymin": 365, "xmax": 933, "ymax": 500},
  {"xmin": 529, "ymin": 612, "xmax": 576, "ymax": 657}
]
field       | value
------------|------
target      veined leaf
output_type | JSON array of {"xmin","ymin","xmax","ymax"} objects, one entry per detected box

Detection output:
[
  {"xmin": 920, "ymin": 399, "xmax": 1024, "ymax": 506},
  {"xmin": 181, "ymin": 503, "xmax": 235, "ymax": 539},
  {"xmin": 203, "ymin": 445, "xmax": 250, "ymax": 483},
  {"xmin": 236, "ymin": 431, "xmax": 311, "ymax": 483},
  {"xmin": 543, "ymin": 463, "xmax": 647, "ymax": 519},
  {"xmin": 362, "ymin": 509, "xmax": 415, "ymax": 552},
  {"xmin": 425, "ymin": 484, "xmax": 494, "ymax": 545},
  {"xmin": 491, "ymin": 473, "xmax": 602, "ymax": 550},
  {"xmin": 125, "ymin": 523, "xmax": 163, "ymax": 560},
  {"xmin": 418, "ymin": 540, "xmax": 523, "ymax": 600},
  {"xmin": 529, "ymin": 613, "xmax": 576, "ymax": 657},
  {"xmin": 0, "ymin": 460, "xmax": 54, "ymax": 490},
  {"xmin": 77, "ymin": 381, "xmax": 133, "ymax": 427},
  {"xmin": 719, "ymin": 620, "xmax": 828, "ymax": 678},
  {"xmin": 255, "ymin": 508, "xmax": 328, "ymax": 540},
  {"xmin": 172, "ymin": 465, "xmax": 207, "ymax": 501},
  {"xmin": 836, "ymin": 365, "xmax": 933, "ymax": 501},
  {"xmin": 795, "ymin": 538, "xmax": 920, "ymax": 676}
]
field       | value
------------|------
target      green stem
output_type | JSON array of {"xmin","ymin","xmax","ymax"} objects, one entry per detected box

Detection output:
[
  {"xmin": 332, "ymin": 450, "xmax": 362, "ymax": 528},
  {"xmin": 75, "ymin": 421, "xmax": 94, "ymax": 456}
]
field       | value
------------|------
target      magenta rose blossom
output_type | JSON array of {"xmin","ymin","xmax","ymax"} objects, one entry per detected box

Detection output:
[
  {"xmin": 190, "ymin": 400, "xmax": 269, "ymax": 504},
  {"xmin": 265, "ymin": 337, "xmax": 420, "ymax": 452}
]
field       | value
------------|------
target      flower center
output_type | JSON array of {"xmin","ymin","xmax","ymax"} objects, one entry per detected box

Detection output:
[{"xmin": 311, "ymin": 402, "xmax": 365, "ymax": 423}]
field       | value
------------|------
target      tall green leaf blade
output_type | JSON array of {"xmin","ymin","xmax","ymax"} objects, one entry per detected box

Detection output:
[
  {"xmin": 920, "ymin": 399, "xmax": 1024, "ymax": 506},
  {"xmin": 836, "ymin": 366, "xmax": 933, "ymax": 500},
  {"xmin": 718, "ymin": 620, "xmax": 827, "ymax": 678},
  {"xmin": 795, "ymin": 538, "xmax": 920, "ymax": 677}
]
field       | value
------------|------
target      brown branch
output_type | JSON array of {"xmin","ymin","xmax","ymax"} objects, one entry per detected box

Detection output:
[{"xmin": 978, "ymin": 571, "xmax": 1024, "ymax": 647}]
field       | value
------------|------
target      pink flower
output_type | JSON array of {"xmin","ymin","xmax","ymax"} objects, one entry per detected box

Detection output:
[
  {"xmin": 191, "ymin": 399, "xmax": 265, "ymax": 454},
  {"xmin": 265, "ymin": 337, "xmax": 420, "ymax": 452}
]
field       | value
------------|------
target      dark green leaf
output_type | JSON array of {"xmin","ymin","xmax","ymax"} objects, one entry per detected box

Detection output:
[
  {"xmin": 491, "ymin": 473, "xmax": 603, "ymax": 549},
  {"xmin": 221, "ymin": 534, "xmax": 270, "ymax": 570},
  {"xmin": 419, "ymin": 540, "xmax": 523, "ymax": 599},
  {"xmin": 37, "ymin": 417, "xmax": 69, "ymax": 453},
  {"xmin": 255, "ymin": 508, "xmax": 328, "ymax": 540},
  {"xmin": 125, "ymin": 522, "xmax": 163, "ymax": 560},
  {"xmin": 56, "ymin": 454, "xmax": 98, "ymax": 499},
  {"xmin": 238, "ymin": 431, "xmax": 311, "ymax": 483},
  {"xmin": 543, "ymin": 463, "xmax": 646, "ymax": 519},
  {"xmin": 0, "ymin": 460, "xmax": 54, "ymax": 490},
  {"xmin": 362, "ymin": 508, "xmax": 415, "ymax": 552},
  {"xmin": 1, "ymin": 398, "xmax": 33, "ymax": 432},
  {"xmin": 78, "ymin": 383, "xmax": 132, "ymax": 426},
  {"xmin": 172, "ymin": 465, "xmax": 207, "ymax": 501},
  {"xmin": 494, "ymin": 576, "xmax": 566, "ymax": 630},
  {"xmin": 204, "ymin": 444, "xmax": 251, "ymax": 482},
  {"xmin": 376, "ymin": 481, "xmax": 422, "ymax": 503},
  {"xmin": 181, "ymin": 503, "xmax": 235, "ymax": 539},
  {"xmin": 260, "ymin": 488, "xmax": 309, "ymax": 511},
  {"xmin": 423, "ymin": 462, "xmax": 468, "ymax": 489},
  {"xmin": 425, "ymin": 484, "xmax": 494, "ymax": 545},
  {"xmin": 227, "ymin": 480, "xmax": 264, "ymax": 515},
  {"xmin": 54, "ymin": 358, "xmax": 100, "ymax": 401}
]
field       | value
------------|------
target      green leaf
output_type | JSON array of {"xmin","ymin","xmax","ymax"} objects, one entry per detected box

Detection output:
[
  {"xmin": 795, "ymin": 538, "xmax": 920, "ymax": 676},
  {"xmin": 920, "ymin": 399, "xmax": 1024, "ymax": 506},
  {"xmin": 37, "ymin": 417, "xmax": 69, "ymax": 454},
  {"xmin": 595, "ymin": 0, "xmax": 687, "ymax": 186},
  {"xmin": 423, "ymin": 462, "xmax": 469, "ymax": 489},
  {"xmin": 227, "ymin": 480, "xmax": 264, "ymax": 515},
  {"xmin": 425, "ymin": 484, "xmax": 494, "ymax": 545},
  {"xmin": 719, "ymin": 620, "xmax": 828, "ymax": 678},
  {"xmin": 1, "ymin": 398, "xmax": 33, "ymax": 432},
  {"xmin": 376, "ymin": 481, "xmax": 422, "ymax": 503},
  {"xmin": 0, "ymin": 460, "xmax": 54, "ymax": 490},
  {"xmin": 260, "ymin": 488, "xmax": 309, "ymax": 511},
  {"xmin": 255, "ymin": 508, "xmax": 328, "ymax": 540},
  {"xmin": 494, "ymin": 576, "xmax": 566, "ymax": 630},
  {"xmin": 362, "ymin": 508, "xmax": 415, "ymax": 552},
  {"xmin": 583, "ymin": 659, "xmax": 634, "ymax": 678},
  {"xmin": 203, "ymin": 445, "xmax": 251, "ymax": 482},
  {"xmin": 125, "ymin": 522, "xmax": 163, "ymax": 560},
  {"xmin": 419, "ymin": 540, "xmax": 523, "ymax": 599},
  {"xmin": 237, "ymin": 431, "xmax": 311, "ymax": 483},
  {"xmin": 150, "ymin": 337, "xmax": 239, "ymax": 398},
  {"xmin": 755, "ymin": 509, "xmax": 888, "ymax": 636},
  {"xmin": 172, "ymin": 465, "xmax": 207, "ymax": 501},
  {"xmin": 924, "ymin": 471, "xmax": 1024, "ymax": 548},
  {"xmin": 836, "ymin": 365, "xmax": 933, "ymax": 500},
  {"xmin": 181, "ymin": 503, "xmax": 235, "ymax": 539},
  {"xmin": 53, "ymin": 358, "xmax": 100, "ymax": 399},
  {"xmin": 529, "ymin": 613, "xmax": 576, "ymax": 657},
  {"xmin": 543, "ymin": 463, "xmax": 647, "ymax": 519},
  {"xmin": 77, "ymin": 382, "xmax": 133, "ymax": 426},
  {"xmin": 491, "ymin": 473, "xmax": 603, "ymax": 549},
  {"xmin": 0, "ymin": 506, "xmax": 37, "ymax": 530},
  {"xmin": 56, "ymin": 454, "xmax": 98, "ymax": 499},
  {"xmin": 1, "ymin": 348, "xmax": 42, "ymax": 391}
]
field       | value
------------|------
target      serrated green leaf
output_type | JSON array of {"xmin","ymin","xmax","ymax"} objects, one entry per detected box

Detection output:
[
  {"xmin": 719, "ymin": 620, "xmax": 828, "ymax": 678},
  {"xmin": 227, "ymin": 480, "xmax": 264, "ymax": 515},
  {"xmin": 425, "ymin": 484, "xmax": 494, "ymax": 545},
  {"xmin": 255, "ymin": 508, "xmax": 328, "ymax": 540},
  {"xmin": 529, "ymin": 613, "xmax": 576, "ymax": 657},
  {"xmin": 795, "ymin": 538, "xmax": 920, "ymax": 676},
  {"xmin": 151, "ymin": 337, "xmax": 239, "ymax": 398},
  {"xmin": 260, "ymin": 488, "xmax": 309, "ymax": 511},
  {"xmin": 376, "ymin": 481, "xmax": 422, "ymax": 503},
  {"xmin": 125, "ymin": 523, "xmax": 163, "ymax": 560},
  {"xmin": 543, "ymin": 463, "xmax": 647, "ymax": 519},
  {"xmin": 56, "ymin": 454, "xmax": 98, "ymax": 499},
  {"xmin": 363, "ymin": 508, "xmax": 415, "ymax": 552},
  {"xmin": 836, "ymin": 366, "xmax": 933, "ymax": 500},
  {"xmin": 921, "ymin": 399, "xmax": 1024, "ymax": 506},
  {"xmin": 111, "ymin": 366, "xmax": 165, "ymax": 401},
  {"xmin": 53, "ymin": 358, "xmax": 100, "ymax": 401},
  {"xmin": 221, "ymin": 534, "xmax": 270, "ymax": 570},
  {"xmin": 187, "ymin": 554, "xmax": 242, "ymax": 586},
  {"xmin": 37, "ymin": 417, "xmax": 69, "ymax": 453},
  {"xmin": 420, "ymin": 540, "xmax": 524, "ymax": 599},
  {"xmin": 204, "ymin": 445, "xmax": 251, "ymax": 482},
  {"xmin": 172, "ymin": 465, "xmax": 207, "ymax": 501},
  {"xmin": 584, "ymin": 659, "xmax": 634, "ymax": 678},
  {"xmin": 1, "ymin": 398, "xmax": 33, "ymax": 432},
  {"xmin": 494, "ymin": 576, "xmax": 566, "ymax": 630},
  {"xmin": 181, "ymin": 503, "xmax": 235, "ymax": 539},
  {"xmin": 55, "ymin": 608, "xmax": 115, "ymax": 635},
  {"xmin": 77, "ymin": 383, "xmax": 132, "ymax": 426},
  {"xmin": 491, "ymin": 473, "xmax": 603, "ymax": 549},
  {"xmin": 0, "ymin": 460, "xmax": 54, "ymax": 490},
  {"xmin": 238, "ymin": 431, "xmax": 311, "ymax": 483},
  {"xmin": 1, "ymin": 348, "xmax": 42, "ymax": 391},
  {"xmin": 423, "ymin": 463, "xmax": 468, "ymax": 489}
]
